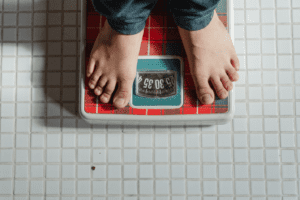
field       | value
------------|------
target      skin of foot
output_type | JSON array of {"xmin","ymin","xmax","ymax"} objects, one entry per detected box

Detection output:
[
  {"xmin": 178, "ymin": 9, "xmax": 240, "ymax": 105},
  {"xmin": 86, "ymin": 18, "xmax": 144, "ymax": 109}
]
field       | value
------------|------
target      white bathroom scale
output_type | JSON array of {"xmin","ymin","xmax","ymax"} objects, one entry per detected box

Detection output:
[{"xmin": 79, "ymin": 0, "xmax": 235, "ymax": 126}]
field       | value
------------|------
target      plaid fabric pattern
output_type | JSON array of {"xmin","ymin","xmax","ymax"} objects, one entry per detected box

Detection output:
[{"xmin": 84, "ymin": 0, "xmax": 229, "ymax": 115}]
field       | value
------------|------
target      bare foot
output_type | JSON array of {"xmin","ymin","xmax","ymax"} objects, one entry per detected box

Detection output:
[
  {"xmin": 178, "ymin": 10, "xmax": 240, "ymax": 104},
  {"xmin": 87, "ymin": 18, "xmax": 144, "ymax": 109}
]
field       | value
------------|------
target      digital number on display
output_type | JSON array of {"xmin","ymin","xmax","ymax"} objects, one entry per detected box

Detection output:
[{"xmin": 136, "ymin": 71, "xmax": 177, "ymax": 98}]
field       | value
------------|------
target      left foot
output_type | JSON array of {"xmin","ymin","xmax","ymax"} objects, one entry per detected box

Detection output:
[{"xmin": 178, "ymin": 10, "xmax": 240, "ymax": 104}]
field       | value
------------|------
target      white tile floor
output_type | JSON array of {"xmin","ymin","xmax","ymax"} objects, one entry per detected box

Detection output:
[{"xmin": 0, "ymin": 0, "xmax": 300, "ymax": 198}]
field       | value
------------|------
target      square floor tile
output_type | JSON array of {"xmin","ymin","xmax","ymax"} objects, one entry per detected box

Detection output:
[
  {"xmin": 250, "ymin": 165, "xmax": 265, "ymax": 179},
  {"xmin": 277, "ymin": 25, "xmax": 292, "ymax": 38},
  {"xmin": 203, "ymin": 165, "xmax": 217, "ymax": 179},
  {"xmin": 78, "ymin": 165, "xmax": 91, "ymax": 178},
  {"xmin": 46, "ymin": 165, "xmax": 59, "ymax": 178},
  {"xmin": 31, "ymin": 165, "xmax": 43, "ymax": 178},
  {"xmin": 250, "ymin": 134, "xmax": 263, "ymax": 147},
  {"xmin": 2, "ymin": 73, "xmax": 15, "ymax": 86},
  {"xmin": 234, "ymin": 134, "xmax": 247, "ymax": 147},
  {"xmin": 219, "ymin": 165, "xmax": 233, "ymax": 178},
  {"xmin": 261, "ymin": 0, "xmax": 275, "ymax": 8},
  {"xmin": 282, "ymin": 165, "xmax": 296, "ymax": 179},
  {"xmin": 264, "ymin": 102, "xmax": 278, "ymax": 115},
  {"xmin": 246, "ymin": 10, "xmax": 260, "ymax": 23},
  {"xmin": 15, "ymin": 165, "xmax": 28, "ymax": 178},
  {"xmin": 266, "ymin": 165, "xmax": 280, "ymax": 179},
  {"xmin": 1, "ymin": 88, "xmax": 15, "ymax": 101},
  {"xmin": 202, "ymin": 134, "xmax": 215, "ymax": 147},
  {"xmin": 261, "ymin": 10, "xmax": 275, "ymax": 23},
  {"xmin": 262, "ymin": 56, "xmax": 276, "ymax": 69},
  {"xmin": 277, "ymin": 10, "xmax": 291, "ymax": 23},
  {"xmin": 1, "ymin": 103, "xmax": 15, "ymax": 117},
  {"xmin": 62, "ymin": 165, "xmax": 75, "ymax": 178},
  {"xmin": 279, "ymin": 86, "xmax": 293, "ymax": 99}
]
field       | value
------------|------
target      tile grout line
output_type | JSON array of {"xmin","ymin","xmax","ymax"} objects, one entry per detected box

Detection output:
[
  {"xmin": 28, "ymin": 0, "xmax": 34, "ymax": 194},
  {"xmin": 60, "ymin": 0, "xmax": 64, "ymax": 136},
  {"xmin": 290, "ymin": 0, "xmax": 300, "ymax": 197},
  {"xmin": 244, "ymin": 1, "xmax": 251, "ymax": 197},
  {"xmin": 14, "ymin": 0, "xmax": 20, "ymax": 195},
  {"xmin": 258, "ymin": 0, "xmax": 268, "ymax": 197},
  {"xmin": 105, "ymin": 127, "xmax": 108, "ymax": 197},
  {"xmin": 184, "ymin": 132, "xmax": 187, "ymax": 198},
  {"xmin": 215, "ymin": 125, "xmax": 219, "ymax": 196},
  {"xmin": 168, "ymin": 130, "xmax": 171, "ymax": 197},
  {"xmin": 29, "ymin": 0, "xmax": 34, "ymax": 136},
  {"xmin": 48, "ymin": 0, "xmax": 61, "ymax": 196},
  {"xmin": 199, "ymin": 132, "xmax": 203, "ymax": 196},
  {"xmin": 274, "ymin": 0, "xmax": 284, "ymax": 196},
  {"xmin": 75, "ymin": 0, "xmax": 79, "ymax": 130}
]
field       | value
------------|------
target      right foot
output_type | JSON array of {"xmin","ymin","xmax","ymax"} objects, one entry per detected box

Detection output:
[{"xmin": 87, "ymin": 18, "xmax": 144, "ymax": 109}]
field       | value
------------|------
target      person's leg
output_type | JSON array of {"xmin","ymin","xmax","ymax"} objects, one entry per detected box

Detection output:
[
  {"xmin": 168, "ymin": 0, "xmax": 220, "ymax": 31},
  {"xmin": 91, "ymin": 0, "xmax": 158, "ymax": 35},
  {"xmin": 169, "ymin": 0, "xmax": 240, "ymax": 104},
  {"xmin": 87, "ymin": 0, "xmax": 158, "ymax": 109}
]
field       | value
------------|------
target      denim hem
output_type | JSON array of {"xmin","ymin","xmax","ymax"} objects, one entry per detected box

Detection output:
[
  {"xmin": 106, "ymin": 17, "xmax": 146, "ymax": 35},
  {"xmin": 172, "ymin": 10, "xmax": 214, "ymax": 31}
]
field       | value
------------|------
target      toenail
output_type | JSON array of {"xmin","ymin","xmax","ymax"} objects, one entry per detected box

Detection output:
[
  {"xmin": 101, "ymin": 96, "xmax": 108, "ymax": 102},
  {"xmin": 94, "ymin": 89, "xmax": 100, "ymax": 95},
  {"xmin": 114, "ymin": 98, "xmax": 124, "ymax": 106},
  {"xmin": 96, "ymin": 86, "xmax": 102, "ymax": 93},
  {"xmin": 201, "ymin": 94, "xmax": 211, "ymax": 103}
]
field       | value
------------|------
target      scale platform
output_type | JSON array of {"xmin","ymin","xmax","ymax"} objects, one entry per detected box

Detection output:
[{"xmin": 79, "ymin": 0, "xmax": 235, "ymax": 126}]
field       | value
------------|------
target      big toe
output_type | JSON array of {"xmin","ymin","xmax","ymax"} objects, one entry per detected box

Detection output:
[
  {"xmin": 113, "ymin": 79, "xmax": 133, "ymax": 109},
  {"xmin": 193, "ymin": 74, "xmax": 215, "ymax": 105}
]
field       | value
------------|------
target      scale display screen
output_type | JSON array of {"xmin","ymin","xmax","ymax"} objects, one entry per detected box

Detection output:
[
  {"xmin": 136, "ymin": 70, "xmax": 177, "ymax": 98},
  {"xmin": 130, "ymin": 58, "xmax": 183, "ymax": 108}
]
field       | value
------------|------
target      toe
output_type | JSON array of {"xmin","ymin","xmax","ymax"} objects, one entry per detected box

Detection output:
[
  {"xmin": 231, "ymin": 56, "xmax": 240, "ymax": 71},
  {"xmin": 94, "ymin": 76, "xmax": 107, "ymax": 96},
  {"xmin": 210, "ymin": 76, "xmax": 228, "ymax": 99},
  {"xmin": 99, "ymin": 79, "xmax": 117, "ymax": 104},
  {"xmin": 226, "ymin": 65, "xmax": 239, "ymax": 82},
  {"xmin": 231, "ymin": 58, "xmax": 240, "ymax": 71},
  {"xmin": 192, "ymin": 74, "xmax": 215, "ymax": 105},
  {"xmin": 221, "ymin": 75, "xmax": 233, "ymax": 91},
  {"xmin": 113, "ymin": 79, "xmax": 133, "ymax": 109},
  {"xmin": 87, "ymin": 58, "xmax": 96, "ymax": 78},
  {"xmin": 88, "ymin": 68, "xmax": 102, "ymax": 89}
]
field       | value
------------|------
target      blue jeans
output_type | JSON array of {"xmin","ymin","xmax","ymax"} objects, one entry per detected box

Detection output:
[{"xmin": 91, "ymin": 0, "xmax": 221, "ymax": 35}]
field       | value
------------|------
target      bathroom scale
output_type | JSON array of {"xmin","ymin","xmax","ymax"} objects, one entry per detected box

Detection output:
[{"xmin": 79, "ymin": 0, "xmax": 235, "ymax": 126}]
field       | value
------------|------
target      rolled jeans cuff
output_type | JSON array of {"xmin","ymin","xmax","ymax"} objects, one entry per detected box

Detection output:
[
  {"xmin": 172, "ymin": 10, "xmax": 214, "ymax": 31},
  {"xmin": 106, "ymin": 17, "xmax": 146, "ymax": 35}
]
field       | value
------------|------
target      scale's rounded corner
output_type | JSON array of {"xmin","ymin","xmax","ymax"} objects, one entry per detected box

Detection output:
[
  {"xmin": 129, "ymin": 98, "xmax": 136, "ymax": 109},
  {"xmin": 221, "ymin": 90, "xmax": 235, "ymax": 124},
  {"xmin": 78, "ymin": 101, "xmax": 91, "ymax": 122},
  {"xmin": 213, "ymin": 107, "xmax": 235, "ymax": 126},
  {"xmin": 228, "ymin": 101, "xmax": 235, "ymax": 117},
  {"xmin": 178, "ymin": 96, "xmax": 184, "ymax": 108},
  {"xmin": 222, "ymin": 108, "xmax": 235, "ymax": 124}
]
